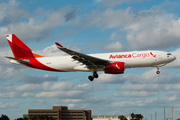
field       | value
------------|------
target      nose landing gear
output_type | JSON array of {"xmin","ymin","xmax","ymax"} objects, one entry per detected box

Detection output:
[
  {"xmin": 88, "ymin": 71, "xmax": 99, "ymax": 81},
  {"xmin": 156, "ymin": 67, "xmax": 160, "ymax": 74}
]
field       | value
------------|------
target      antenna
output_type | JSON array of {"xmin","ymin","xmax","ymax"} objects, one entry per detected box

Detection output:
[
  {"xmin": 172, "ymin": 107, "xmax": 174, "ymax": 120},
  {"xmin": 164, "ymin": 107, "xmax": 166, "ymax": 120}
]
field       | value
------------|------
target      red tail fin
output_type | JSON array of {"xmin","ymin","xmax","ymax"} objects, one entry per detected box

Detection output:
[{"xmin": 6, "ymin": 34, "xmax": 43, "ymax": 59}]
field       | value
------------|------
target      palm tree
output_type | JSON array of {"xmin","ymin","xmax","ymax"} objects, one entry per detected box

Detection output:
[{"xmin": 131, "ymin": 113, "xmax": 135, "ymax": 120}]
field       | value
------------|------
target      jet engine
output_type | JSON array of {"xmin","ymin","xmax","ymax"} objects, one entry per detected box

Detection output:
[{"xmin": 104, "ymin": 62, "xmax": 125, "ymax": 74}]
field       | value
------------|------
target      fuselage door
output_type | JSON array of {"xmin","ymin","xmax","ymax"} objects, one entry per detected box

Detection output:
[
  {"xmin": 157, "ymin": 52, "xmax": 162, "ymax": 59},
  {"xmin": 154, "ymin": 52, "xmax": 164, "ymax": 65}
]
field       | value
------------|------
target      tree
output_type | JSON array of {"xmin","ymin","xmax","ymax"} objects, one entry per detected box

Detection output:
[
  {"xmin": 23, "ymin": 117, "xmax": 28, "ymax": 120},
  {"xmin": 118, "ymin": 115, "xmax": 127, "ymax": 120},
  {"xmin": 131, "ymin": 113, "xmax": 135, "ymax": 120},
  {"xmin": 15, "ymin": 118, "xmax": 23, "ymax": 120},
  {"xmin": 134, "ymin": 114, "xmax": 143, "ymax": 120},
  {"xmin": 14, "ymin": 117, "xmax": 28, "ymax": 120},
  {"xmin": 29, "ymin": 114, "xmax": 55, "ymax": 120},
  {"xmin": 0, "ymin": 114, "xmax": 10, "ymax": 120},
  {"xmin": 29, "ymin": 115, "xmax": 37, "ymax": 120},
  {"xmin": 49, "ymin": 116, "xmax": 55, "ymax": 120}
]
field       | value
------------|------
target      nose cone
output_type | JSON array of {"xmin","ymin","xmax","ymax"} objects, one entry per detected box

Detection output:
[
  {"xmin": 173, "ymin": 55, "xmax": 176, "ymax": 61},
  {"xmin": 170, "ymin": 55, "xmax": 176, "ymax": 62}
]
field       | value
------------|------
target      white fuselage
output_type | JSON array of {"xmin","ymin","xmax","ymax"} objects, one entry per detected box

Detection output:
[
  {"xmin": 6, "ymin": 34, "xmax": 177, "ymax": 81},
  {"xmin": 33, "ymin": 50, "xmax": 176, "ymax": 72}
]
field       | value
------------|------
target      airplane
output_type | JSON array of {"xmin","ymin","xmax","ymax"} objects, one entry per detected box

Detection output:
[{"xmin": 5, "ymin": 34, "xmax": 176, "ymax": 81}]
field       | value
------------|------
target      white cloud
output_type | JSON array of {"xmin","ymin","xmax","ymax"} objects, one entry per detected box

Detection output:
[
  {"xmin": 54, "ymin": 96, "xmax": 112, "ymax": 111},
  {"xmin": 0, "ymin": 102, "xmax": 18, "ymax": 109},
  {"xmin": 125, "ymin": 10, "xmax": 180, "ymax": 50},
  {"xmin": 0, "ymin": 66, "xmax": 30, "ymax": 81},
  {"xmin": 22, "ymin": 92, "xmax": 34, "ymax": 97},
  {"xmin": 95, "ymin": 69, "xmax": 180, "ymax": 84},
  {"xmin": 103, "ymin": 41, "xmax": 126, "ymax": 51},
  {"xmin": 84, "ymin": 8, "xmax": 132, "ymax": 29},
  {"xmin": 0, "ymin": 92, "xmax": 19, "ymax": 98},
  {"xmin": 94, "ymin": 73, "xmax": 126, "ymax": 84},
  {"xmin": 94, "ymin": 0, "xmax": 103, "ymax": 3},
  {"xmin": 34, "ymin": 44, "xmax": 67, "ymax": 57},
  {"xmin": 101, "ymin": 0, "xmax": 124, "ymax": 7},
  {"xmin": 0, "ymin": 81, "xmax": 106, "ymax": 99},
  {"xmin": 34, "ymin": 43, "xmax": 83, "ymax": 57},
  {"xmin": 113, "ymin": 91, "xmax": 158, "ymax": 97},
  {"xmin": 0, "ymin": 0, "xmax": 19, "ymax": 20},
  {"xmin": 0, "ymin": 3, "xmax": 78, "ymax": 46},
  {"xmin": 109, "ymin": 91, "xmax": 180, "ymax": 115},
  {"xmin": 108, "ymin": 33, "xmax": 122, "ymax": 41},
  {"xmin": 31, "ymin": 99, "xmax": 47, "ymax": 106},
  {"xmin": 101, "ymin": 0, "xmax": 142, "ymax": 7},
  {"xmin": 35, "ymin": 90, "xmax": 86, "ymax": 98},
  {"xmin": 118, "ymin": 84, "xmax": 161, "ymax": 92},
  {"xmin": 81, "ymin": 6, "xmax": 180, "ymax": 50},
  {"xmin": 19, "ymin": 74, "xmax": 58, "ymax": 84}
]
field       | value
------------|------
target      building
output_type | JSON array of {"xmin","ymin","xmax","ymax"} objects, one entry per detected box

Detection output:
[
  {"xmin": 23, "ymin": 106, "xmax": 92, "ymax": 120},
  {"xmin": 93, "ymin": 115, "xmax": 130, "ymax": 120}
]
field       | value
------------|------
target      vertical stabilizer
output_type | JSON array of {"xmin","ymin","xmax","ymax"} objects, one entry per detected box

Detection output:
[{"xmin": 6, "ymin": 34, "xmax": 43, "ymax": 59}]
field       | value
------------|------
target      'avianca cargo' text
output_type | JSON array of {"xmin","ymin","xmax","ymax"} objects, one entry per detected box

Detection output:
[{"xmin": 109, "ymin": 52, "xmax": 156, "ymax": 59}]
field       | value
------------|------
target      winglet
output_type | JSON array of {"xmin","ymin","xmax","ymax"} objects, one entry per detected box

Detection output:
[{"xmin": 55, "ymin": 42, "xmax": 64, "ymax": 48}]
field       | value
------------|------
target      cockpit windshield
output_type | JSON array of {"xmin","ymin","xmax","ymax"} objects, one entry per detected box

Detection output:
[{"xmin": 167, "ymin": 53, "xmax": 172, "ymax": 55}]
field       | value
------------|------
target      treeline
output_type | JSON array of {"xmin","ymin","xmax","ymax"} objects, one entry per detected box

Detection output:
[
  {"xmin": 28, "ymin": 115, "xmax": 55, "ymax": 120},
  {"xmin": 0, "ymin": 114, "xmax": 55, "ymax": 120},
  {"xmin": 0, "ymin": 114, "xmax": 27, "ymax": 120},
  {"xmin": 118, "ymin": 113, "xmax": 143, "ymax": 120}
]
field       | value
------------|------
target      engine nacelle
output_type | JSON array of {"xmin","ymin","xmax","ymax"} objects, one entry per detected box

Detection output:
[{"xmin": 104, "ymin": 62, "xmax": 125, "ymax": 74}]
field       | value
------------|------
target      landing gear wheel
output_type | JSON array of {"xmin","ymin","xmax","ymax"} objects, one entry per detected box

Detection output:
[
  {"xmin": 88, "ymin": 71, "xmax": 98, "ymax": 81},
  {"xmin": 93, "ymin": 72, "xmax": 98, "ymax": 78},
  {"xmin": 88, "ymin": 76, "xmax": 94, "ymax": 81},
  {"xmin": 156, "ymin": 67, "xmax": 160, "ymax": 74},
  {"xmin": 156, "ymin": 71, "xmax": 160, "ymax": 74}
]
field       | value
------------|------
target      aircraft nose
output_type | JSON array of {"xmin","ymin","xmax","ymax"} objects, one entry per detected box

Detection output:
[
  {"xmin": 171, "ymin": 55, "xmax": 176, "ymax": 61},
  {"xmin": 173, "ymin": 55, "xmax": 176, "ymax": 60}
]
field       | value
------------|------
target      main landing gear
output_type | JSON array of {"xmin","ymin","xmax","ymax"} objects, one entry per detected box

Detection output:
[
  {"xmin": 156, "ymin": 67, "xmax": 160, "ymax": 74},
  {"xmin": 88, "ymin": 71, "xmax": 98, "ymax": 81}
]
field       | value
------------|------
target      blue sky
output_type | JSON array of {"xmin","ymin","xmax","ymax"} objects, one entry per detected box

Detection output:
[{"xmin": 1, "ymin": 0, "xmax": 180, "ymax": 119}]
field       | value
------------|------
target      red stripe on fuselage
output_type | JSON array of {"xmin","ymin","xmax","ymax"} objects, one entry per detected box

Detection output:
[{"xmin": 27, "ymin": 58, "xmax": 66, "ymax": 72}]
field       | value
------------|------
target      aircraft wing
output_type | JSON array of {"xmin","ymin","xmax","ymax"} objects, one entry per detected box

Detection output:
[{"xmin": 55, "ymin": 42, "xmax": 110, "ymax": 69}]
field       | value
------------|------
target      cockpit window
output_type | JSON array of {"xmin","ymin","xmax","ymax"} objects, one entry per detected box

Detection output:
[{"xmin": 167, "ymin": 53, "xmax": 172, "ymax": 55}]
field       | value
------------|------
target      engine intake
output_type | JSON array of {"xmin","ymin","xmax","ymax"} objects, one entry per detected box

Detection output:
[{"xmin": 104, "ymin": 62, "xmax": 125, "ymax": 74}]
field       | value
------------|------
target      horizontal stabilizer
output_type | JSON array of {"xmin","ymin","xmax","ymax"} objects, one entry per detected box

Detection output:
[{"xmin": 5, "ymin": 56, "xmax": 29, "ymax": 65}]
